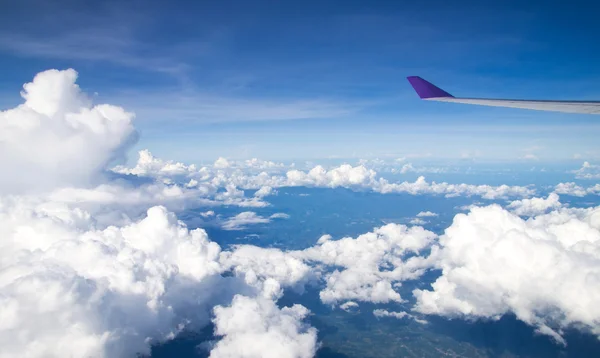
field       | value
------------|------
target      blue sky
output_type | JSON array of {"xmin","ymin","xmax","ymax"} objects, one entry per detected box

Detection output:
[{"xmin": 1, "ymin": 0, "xmax": 600, "ymax": 163}]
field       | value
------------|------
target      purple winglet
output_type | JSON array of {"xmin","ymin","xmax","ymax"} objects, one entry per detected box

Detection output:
[{"xmin": 407, "ymin": 76, "xmax": 454, "ymax": 99}]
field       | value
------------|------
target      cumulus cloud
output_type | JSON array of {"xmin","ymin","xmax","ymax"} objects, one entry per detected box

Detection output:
[
  {"xmin": 221, "ymin": 246, "xmax": 313, "ymax": 298},
  {"xmin": 340, "ymin": 301, "xmax": 359, "ymax": 312},
  {"xmin": 214, "ymin": 157, "xmax": 231, "ymax": 169},
  {"xmin": 255, "ymin": 185, "xmax": 276, "ymax": 198},
  {"xmin": 295, "ymin": 224, "xmax": 437, "ymax": 305},
  {"xmin": 372, "ymin": 309, "xmax": 427, "ymax": 324},
  {"xmin": 201, "ymin": 210, "xmax": 216, "ymax": 218},
  {"xmin": 286, "ymin": 164, "xmax": 377, "ymax": 188},
  {"xmin": 223, "ymin": 224, "xmax": 439, "ymax": 307},
  {"xmin": 0, "ymin": 69, "xmax": 137, "ymax": 193},
  {"xmin": 113, "ymin": 149, "xmax": 196, "ymax": 178},
  {"xmin": 572, "ymin": 162, "xmax": 600, "ymax": 180},
  {"xmin": 0, "ymin": 204, "xmax": 227, "ymax": 357},
  {"xmin": 378, "ymin": 176, "xmax": 534, "ymax": 199},
  {"xmin": 0, "ymin": 69, "xmax": 303, "ymax": 358},
  {"xmin": 409, "ymin": 218, "xmax": 427, "ymax": 225},
  {"xmin": 413, "ymin": 204, "xmax": 600, "ymax": 344},
  {"xmin": 221, "ymin": 212, "xmax": 272, "ymax": 231},
  {"xmin": 373, "ymin": 309, "xmax": 409, "ymax": 319},
  {"xmin": 554, "ymin": 182, "xmax": 600, "ymax": 197},
  {"xmin": 507, "ymin": 193, "xmax": 562, "ymax": 216},
  {"xmin": 116, "ymin": 151, "xmax": 536, "ymax": 201},
  {"xmin": 396, "ymin": 163, "xmax": 448, "ymax": 174},
  {"xmin": 210, "ymin": 295, "xmax": 317, "ymax": 358},
  {"xmin": 417, "ymin": 211, "xmax": 438, "ymax": 217}
]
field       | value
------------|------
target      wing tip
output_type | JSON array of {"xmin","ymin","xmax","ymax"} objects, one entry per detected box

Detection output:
[{"xmin": 406, "ymin": 76, "xmax": 454, "ymax": 99}]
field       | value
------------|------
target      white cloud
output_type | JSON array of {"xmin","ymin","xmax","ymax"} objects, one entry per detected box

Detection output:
[
  {"xmin": 210, "ymin": 295, "xmax": 317, "ymax": 358},
  {"xmin": 201, "ymin": 210, "xmax": 216, "ymax": 218},
  {"xmin": 508, "ymin": 193, "xmax": 562, "ymax": 216},
  {"xmin": 214, "ymin": 157, "xmax": 231, "ymax": 169},
  {"xmin": 271, "ymin": 213, "xmax": 291, "ymax": 219},
  {"xmin": 255, "ymin": 185, "xmax": 276, "ymax": 198},
  {"xmin": 397, "ymin": 163, "xmax": 447, "ymax": 174},
  {"xmin": 223, "ymin": 223, "xmax": 438, "ymax": 307},
  {"xmin": 572, "ymin": 161, "xmax": 600, "ymax": 180},
  {"xmin": 554, "ymin": 182, "xmax": 600, "ymax": 197},
  {"xmin": 413, "ymin": 204, "xmax": 600, "ymax": 344},
  {"xmin": 410, "ymin": 218, "xmax": 427, "ymax": 225},
  {"xmin": 417, "ymin": 211, "xmax": 438, "ymax": 217},
  {"xmin": 0, "ymin": 69, "xmax": 136, "ymax": 194},
  {"xmin": 400, "ymin": 163, "xmax": 415, "ymax": 174},
  {"xmin": 295, "ymin": 224, "xmax": 437, "ymax": 305},
  {"xmin": 221, "ymin": 212, "xmax": 272, "ymax": 231},
  {"xmin": 373, "ymin": 309, "xmax": 409, "ymax": 319},
  {"xmin": 116, "ymin": 90, "xmax": 359, "ymax": 124},
  {"xmin": 0, "ymin": 204, "xmax": 226, "ymax": 358},
  {"xmin": 372, "ymin": 309, "xmax": 427, "ymax": 324},
  {"xmin": 0, "ymin": 69, "xmax": 311, "ymax": 358},
  {"xmin": 113, "ymin": 149, "xmax": 196, "ymax": 178},
  {"xmin": 340, "ymin": 301, "xmax": 359, "ymax": 312},
  {"xmin": 378, "ymin": 176, "xmax": 534, "ymax": 199},
  {"xmin": 286, "ymin": 164, "xmax": 377, "ymax": 188},
  {"xmin": 116, "ymin": 152, "xmax": 536, "ymax": 201},
  {"xmin": 221, "ymin": 246, "xmax": 313, "ymax": 297}
]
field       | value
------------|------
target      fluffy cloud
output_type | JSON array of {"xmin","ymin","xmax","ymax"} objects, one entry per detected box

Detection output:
[
  {"xmin": 554, "ymin": 182, "xmax": 600, "ymax": 197},
  {"xmin": 417, "ymin": 211, "xmax": 438, "ymax": 217},
  {"xmin": 286, "ymin": 164, "xmax": 377, "ymax": 188},
  {"xmin": 0, "ymin": 69, "xmax": 137, "ymax": 194},
  {"xmin": 0, "ymin": 69, "xmax": 307, "ymax": 358},
  {"xmin": 0, "ymin": 204, "xmax": 227, "ymax": 357},
  {"xmin": 221, "ymin": 246, "xmax": 313, "ymax": 298},
  {"xmin": 413, "ymin": 204, "xmax": 600, "ymax": 344},
  {"xmin": 409, "ymin": 218, "xmax": 428, "ymax": 225},
  {"xmin": 372, "ymin": 309, "xmax": 427, "ymax": 324},
  {"xmin": 222, "ymin": 224, "xmax": 439, "ymax": 307},
  {"xmin": 210, "ymin": 295, "xmax": 317, "ymax": 358},
  {"xmin": 221, "ymin": 212, "xmax": 272, "ymax": 231},
  {"xmin": 254, "ymin": 186, "xmax": 276, "ymax": 198},
  {"xmin": 117, "ymin": 151, "xmax": 536, "ymax": 201},
  {"xmin": 113, "ymin": 149, "xmax": 197, "ymax": 178},
  {"xmin": 377, "ymin": 176, "xmax": 534, "ymax": 199},
  {"xmin": 296, "ymin": 224, "xmax": 437, "ymax": 305},
  {"xmin": 373, "ymin": 309, "xmax": 409, "ymax": 319},
  {"xmin": 396, "ymin": 163, "xmax": 448, "ymax": 174},
  {"xmin": 507, "ymin": 193, "xmax": 562, "ymax": 216},
  {"xmin": 339, "ymin": 301, "xmax": 359, "ymax": 312},
  {"xmin": 572, "ymin": 162, "xmax": 600, "ymax": 180},
  {"xmin": 221, "ymin": 212, "xmax": 289, "ymax": 231}
]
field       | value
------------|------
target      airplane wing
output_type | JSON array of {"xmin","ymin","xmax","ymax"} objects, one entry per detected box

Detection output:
[{"xmin": 407, "ymin": 76, "xmax": 600, "ymax": 114}]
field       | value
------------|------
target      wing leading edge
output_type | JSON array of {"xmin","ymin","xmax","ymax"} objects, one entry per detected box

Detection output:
[{"xmin": 407, "ymin": 76, "xmax": 600, "ymax": 115}]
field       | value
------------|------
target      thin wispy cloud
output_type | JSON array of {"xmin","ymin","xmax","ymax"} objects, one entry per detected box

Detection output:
[
  {"xmin": 106, "ymin": 89, "xmax": 362, "ymax": 123},
  {"xmin": 0, "ymin": 31, "xmax": 193, "ymax": 78}
]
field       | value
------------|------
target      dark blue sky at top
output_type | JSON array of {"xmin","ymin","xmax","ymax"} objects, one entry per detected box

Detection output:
[{"xmin": 1, "ymin": 0, "xmax": 600, "ymax": 162}]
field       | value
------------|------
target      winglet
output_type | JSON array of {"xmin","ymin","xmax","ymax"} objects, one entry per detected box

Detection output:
[{"xmin": 407, "ymin": 76, "xmax": 454, "ymax": 99}]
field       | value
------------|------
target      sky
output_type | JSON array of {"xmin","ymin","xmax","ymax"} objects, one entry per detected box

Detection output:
[{"xmin": 1, "ymin": 0, "xmax": 600, "ymax": 163}]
